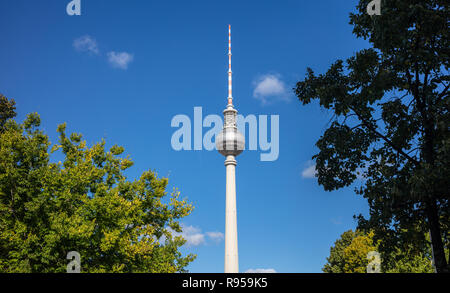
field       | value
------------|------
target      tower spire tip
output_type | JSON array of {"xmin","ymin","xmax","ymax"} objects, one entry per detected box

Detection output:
[{"xmin": 227, "ymin": 25, "xmax": 232, "ymax": 106}]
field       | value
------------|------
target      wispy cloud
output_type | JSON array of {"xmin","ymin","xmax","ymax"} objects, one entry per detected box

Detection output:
[
  {"xmin": 206, "ymin": 231, "xmax": 224, "ymax": 243},
  {"xmin": 330, "ymin": 217, "xmax": 343, "ymax": 225},
  {"xmin": 245, "ymin": 268, "xmax": 277, "ymax": 273},
  {"xmin": 300, "ymin": 160, "xmax": 366, "ymax": 181},
  {"xmin": 168, "ymin": 225, "xmax": 205, "ymax": 247},
  {"xmin": 73, "ymin": 35, "xmax": 99, "ymax": 55},
  {"xmin": 165, "ymin": 225, "xmax": 224, "ymax": 247},
  {"xmin": 73, "ymin": 36, "xmax": 134, "ymax": 70},
  {"xmin": 107, "ymin": 51, "xmax": 134, "ymax": 70},
  {"xmin": 301, "ymin": 161, "xmax": 317, "ymax": 179},
  {"xmin": 253, "ymin": 74, "xmax": 291, "ymax": 105}
]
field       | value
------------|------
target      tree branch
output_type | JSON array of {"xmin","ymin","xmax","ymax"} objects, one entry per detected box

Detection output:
[
  {"xmin": 437, "ymin": 82, "xmax": 449, "ymax": 100},
  {"xmin": 349, "ymin": 106, "xmax": 420, "ymax": 167}
]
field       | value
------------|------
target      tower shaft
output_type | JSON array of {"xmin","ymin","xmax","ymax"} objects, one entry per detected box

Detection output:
[{"xmin": 224, "ymin": 155, "xmax": 238, "ymax": 273}]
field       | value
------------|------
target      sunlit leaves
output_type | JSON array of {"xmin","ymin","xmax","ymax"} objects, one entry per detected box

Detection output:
[{"xmin": 0, "ymin": 114, "xmax": 196, "ymax": 272}]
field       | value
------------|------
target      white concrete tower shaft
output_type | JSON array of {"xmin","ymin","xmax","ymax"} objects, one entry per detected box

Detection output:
[{"xmin": 224, "ymin": 153, "xmax": 238, "ymax": 273}]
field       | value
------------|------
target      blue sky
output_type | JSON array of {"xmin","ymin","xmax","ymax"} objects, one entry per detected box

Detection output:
[{"xmin": 0, "ymin": 0, "xmax": 372, "ymax": 272}]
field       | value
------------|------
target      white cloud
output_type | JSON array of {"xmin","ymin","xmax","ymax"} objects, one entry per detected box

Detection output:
[
  {"xmin": 330, "ymin": 217, "xmax": 343, "ymax": 225},
  {"xmin": 107, "ymin": 51, "xmax": 134, "ymax": 69},
  {"xmin": 245, "ymin": 268, "xmax": 277, "ymax": 273},
  {"xmin": 175, "ymin": 225, "xmax": 205, "ymax": 246},
  {"xmin": 73, "ymin": 36, "xmax": 134, "ymax": 71},
  {"xmin": 163, "ymin": 225, "xmax": 225, "ymax": 247},
  {"xmin": 206, "ymin": 231, "xmax": 224, "ymax": 242},
  {"xmin": 301, "ymin": 161, "xmax": 317, "ymax": 179},
  {"xmin": 253, "ymin": 74, "xmax": 291, "ymax": 104},
  {"xmin": 73, "ymin": 35, "xmax": 99, "ymax": 55},
  {"xmin": 300, "ymin": 161, "xmax": 366, "ymax": 181}
]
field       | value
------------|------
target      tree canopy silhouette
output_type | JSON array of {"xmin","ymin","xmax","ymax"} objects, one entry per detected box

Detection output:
[{"xmin": 295, "ymin": 0, "xmax": 449, "ymax": 272}]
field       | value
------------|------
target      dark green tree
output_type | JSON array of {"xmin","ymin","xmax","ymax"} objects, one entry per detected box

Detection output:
[
  {"xmin": 0, "ymin": 113, "xmax": 196, "ymax": 272},
  {"xmin": 295, "ymin": 0, "xmax": 449, "ymax": 272}
]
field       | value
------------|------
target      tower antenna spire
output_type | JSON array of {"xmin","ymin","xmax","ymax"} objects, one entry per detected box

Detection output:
[{"xmin": 228, "ymin": 24, "xmax": 233, "ymax": 106}]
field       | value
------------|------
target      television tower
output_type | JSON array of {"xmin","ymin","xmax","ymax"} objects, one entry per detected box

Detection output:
[{"xmin": 216, "ymin": 25, "xmax": 245, "ymax": 273}]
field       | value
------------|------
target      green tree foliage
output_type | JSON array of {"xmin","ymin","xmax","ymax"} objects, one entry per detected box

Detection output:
[
  {"xmin": 342, "ymin": 231, "xmax": 377, "ymax": 273},
  {"xmin": 0, "ymin": 113, "xmax": 196, "ymax": 272},
  {"xmin": 323, "ymin": 230, "xmax": 358, "ymax": 273},
  {"xmin": 323, "ymin": 230, "xmax": 378, "ymax": 273},
  {"xmin": 0, "ymin": 94, "xmax": 16, "ymax": 132},
  {"xmin": 295, "ymin": 0, "xmax": 449, "ymax": 272},
  {"xmin": 323, "ymin": 230, "xmax": 434, "ymax": 273},
  {"xmin": 384, "ymin": 248, "xmax": 434, "ymax": 273}
]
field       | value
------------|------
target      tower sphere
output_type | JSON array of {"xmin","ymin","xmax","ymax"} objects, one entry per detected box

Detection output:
[{"xmin": 216, "ymin": 125, "xmax": 245, "ymax": 157}]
